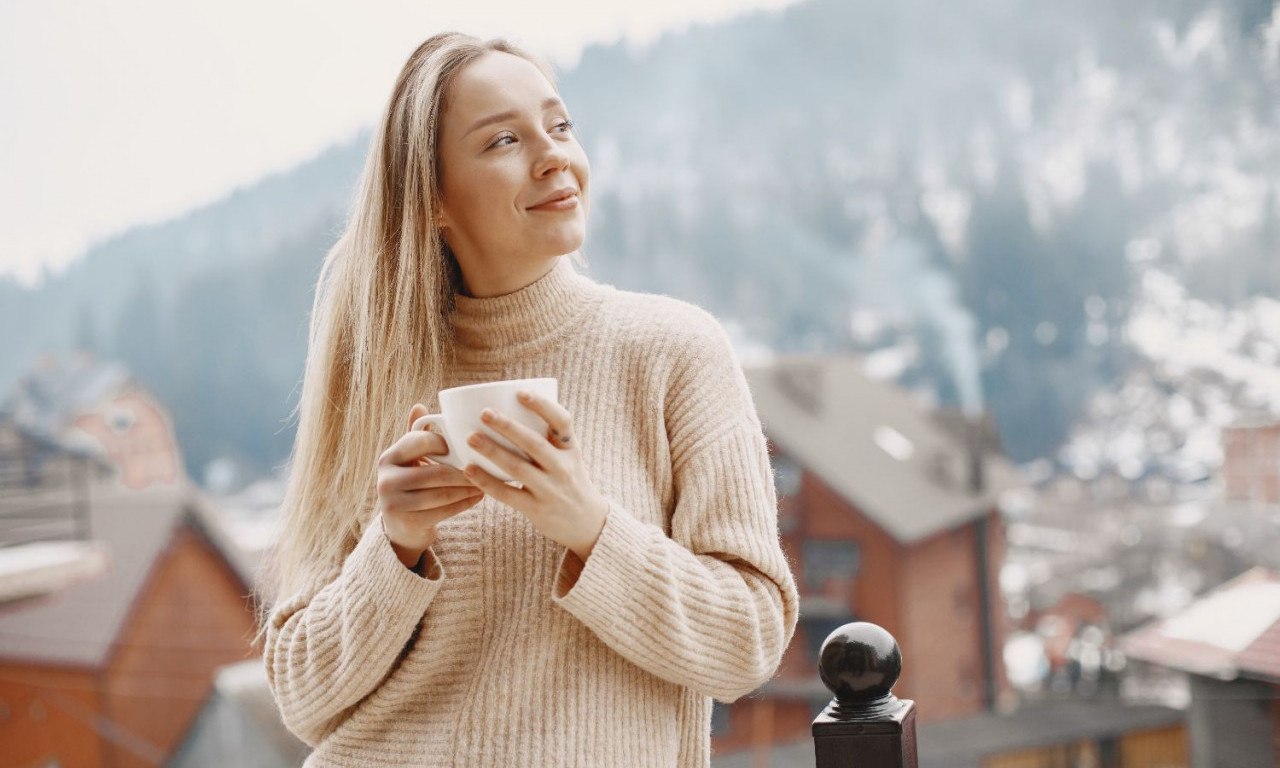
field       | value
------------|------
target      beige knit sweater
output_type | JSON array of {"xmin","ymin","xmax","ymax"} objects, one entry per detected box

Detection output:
[{"xmin": 265, "ymin": 255, "xmax": 800, "ymax": 767}]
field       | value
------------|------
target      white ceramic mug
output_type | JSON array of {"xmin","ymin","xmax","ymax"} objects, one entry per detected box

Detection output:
[{"xmin": 411, "ymin": 377, "xmax": 558, "ymax": 483}]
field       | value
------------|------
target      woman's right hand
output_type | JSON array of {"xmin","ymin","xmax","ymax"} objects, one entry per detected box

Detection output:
[{"xmin": 376, "ymin": 403, "xmax": 485, "ymax": 569}]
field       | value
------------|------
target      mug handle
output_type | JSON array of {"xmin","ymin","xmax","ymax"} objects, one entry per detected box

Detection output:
[{"xmin": 411, "ymin": 413, "xmax": 462, "ymax": 470}]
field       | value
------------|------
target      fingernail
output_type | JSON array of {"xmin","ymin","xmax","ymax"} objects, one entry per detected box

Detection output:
[
  {"xmin": 517, "ymin": 391, "xmax": 531, "ymax": 401},
  {"xmin": 481, "ymin": 408, "xmax": 494, "ymax": 422},
  {"xmin": 467, "ymin": 433, "xmax": 482, "ymax": 447}
]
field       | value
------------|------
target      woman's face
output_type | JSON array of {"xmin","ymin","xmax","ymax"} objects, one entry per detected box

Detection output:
[{"xmin": 436, "ymin": 51, "xmax": 590, "ymax": 283}]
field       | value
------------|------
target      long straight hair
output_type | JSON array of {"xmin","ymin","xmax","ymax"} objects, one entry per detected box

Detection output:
[{"xmin": 252, "ymin": 32, "xmax": 562, "ymax": 642}]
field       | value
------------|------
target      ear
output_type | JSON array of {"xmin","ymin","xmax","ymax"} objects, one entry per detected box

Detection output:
[{"xmin": 432, "ymin": 198, "xmax": 449, "ymax": 230}]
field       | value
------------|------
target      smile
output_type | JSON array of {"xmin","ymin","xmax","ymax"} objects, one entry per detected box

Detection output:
[{"xmin": 528, "ymin": 195, "xmax": 579, "ymax": 212}]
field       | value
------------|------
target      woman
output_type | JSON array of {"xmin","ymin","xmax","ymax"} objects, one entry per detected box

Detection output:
[{"xmin": 258, "ymin": 31, "xmax": 799, "ymax": 767}]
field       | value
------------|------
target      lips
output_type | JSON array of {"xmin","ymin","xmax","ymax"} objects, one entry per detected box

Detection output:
[{"xmin": 528, "ymin": 187, "xmax": 578, "ymax": 208}]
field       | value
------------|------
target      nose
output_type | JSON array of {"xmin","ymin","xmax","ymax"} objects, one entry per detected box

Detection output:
[{"xmin": 532, "ymin": 132, "xmax": 571, "ymax": 178}]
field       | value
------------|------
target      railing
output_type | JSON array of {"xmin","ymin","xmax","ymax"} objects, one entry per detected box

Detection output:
[
  {"xmin": 813, "ymin": 622, "xmax": 918, "ymax": 768},
  {"xmin": 0, "ymin": 449, "xmax": 93, "ymax": 547}
]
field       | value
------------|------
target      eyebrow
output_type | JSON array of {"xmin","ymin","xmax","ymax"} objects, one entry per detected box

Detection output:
[{"xmin": 463, "ymin": 97, "xmax": 566, "ymax": 138}]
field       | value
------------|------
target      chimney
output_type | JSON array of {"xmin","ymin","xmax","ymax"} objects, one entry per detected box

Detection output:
[{"xmin": 966, "ymin": 414, "xmax": 986, "ymax": 496}]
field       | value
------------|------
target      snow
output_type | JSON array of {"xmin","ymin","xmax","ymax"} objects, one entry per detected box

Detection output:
[
  {"xmin": 1161, "ymin": 582, "xmax": 1280, "ymax": 652},
  {"xmin": 1057, "ymin": 266, "xmax": 1280, "ymax": 485},
  {"xmin": 0, "ymin": 540, "xmax": 110, "ymax": 603}
]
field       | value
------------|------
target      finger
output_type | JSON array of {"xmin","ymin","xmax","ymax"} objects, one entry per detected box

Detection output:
[
  {"xmin": 479, "ymin": 408, "xmax": 558, "ymax": 468},
  {"xmin": 463, "ymin": 463, "xmax": 528, "ymax": 509},
  {"xmin": 381, "ymin": 429, "xmax": 452, "ymax": 467},
  {"xmin": 515, "ymin": 390, "xmax": 573, "ymax": 440},
  {"xmin": 407, "ymin": 403, "xmax": 429, "ymax": 432},
  {"xmin": 384, "ymin": 462, "xmax": 480, "ymax": 492},
  {"xmin": 418, "ymin": 461, "xmax": 481, "ymax": 488},
  {"xmin": 385, "ymin": 485, "xmax": 484, "ymax": 514},
  {"xmin": 466, "ymin": 431, "xmax": 539, "ymax": 486},
  {"xmin": 428, "ymin": 492, "xmax": 488, "ymax": 521}
]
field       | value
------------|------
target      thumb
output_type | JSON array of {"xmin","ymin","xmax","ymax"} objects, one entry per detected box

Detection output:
[{"xmin": 407, "ymin": 403, "xmax": 429, "ymax": 431}]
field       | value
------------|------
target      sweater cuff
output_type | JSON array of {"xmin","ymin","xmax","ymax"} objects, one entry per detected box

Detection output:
[
  {"xmin": 337, "ymin": 513, "xmax": 446, "ymax": 613},
  {"xmin": 551, "ymin": 500, "xmax": 645, "ymax": 625}
]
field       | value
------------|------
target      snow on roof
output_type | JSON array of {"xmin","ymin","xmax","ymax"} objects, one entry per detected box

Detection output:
[
  {"xmin": 744, "ymin": 354, "xmax": 1023, "ymax": 542},
  {"xmin": 6, "ymin": 354, "xmax": 133, "ymax": 437},
  {"xmin": 1160, "ymin": 581, "xmax": 1280, "ymax": 652},
  {"xmin": 0, "ymin": 540, "xmax": 110, "ymax": 603},
  {"xmin": 1121, "ymin": 567, "xmax": 1280, "ymax": 682},
  {"xmin": 0, "ymin": 482, "xmax": 188, "ymax": 666}
]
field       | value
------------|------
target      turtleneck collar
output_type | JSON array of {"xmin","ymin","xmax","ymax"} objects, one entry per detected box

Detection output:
[{"xmin": 450, "ymin": 255, "xmax": 601, "ymax": 356}]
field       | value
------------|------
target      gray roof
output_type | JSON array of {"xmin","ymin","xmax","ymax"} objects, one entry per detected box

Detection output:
[
  {"xmin": 0, "ymin": 412, "xmax": 111, "ymax": 467},
  {"xmin": 0, "ymin": 480, "xmax": 190, "ymax": 666},
  {"xmin": 744, "ymin": 355, "xmax": 1024, "ymax": 542},
  {"xmin": 4, "ymin": 353, "xmax": 132, "ymax": 439}
]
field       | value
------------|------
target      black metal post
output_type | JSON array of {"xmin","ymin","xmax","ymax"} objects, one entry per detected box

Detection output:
[{"xmin": 813, "ymin": 622, "xmax": 917, "ymax": 768}]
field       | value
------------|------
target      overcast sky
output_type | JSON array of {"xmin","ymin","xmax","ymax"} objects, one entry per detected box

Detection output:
[{"xmin": 0, "ymin": 0, "xmax": 796, "ymax": 287}]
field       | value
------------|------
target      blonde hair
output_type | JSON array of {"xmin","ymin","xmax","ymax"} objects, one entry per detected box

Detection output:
[{"xmin": 251, "ymin": 32, "xmax": 568, "ymax": 644}]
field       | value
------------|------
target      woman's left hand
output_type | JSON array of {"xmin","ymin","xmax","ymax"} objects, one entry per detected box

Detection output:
[{"xmin": 463, "ymin": 389, "xmax": 609, "ymax": 561}]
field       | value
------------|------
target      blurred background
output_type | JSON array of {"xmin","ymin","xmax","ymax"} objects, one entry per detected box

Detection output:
[{"xmin": 2, "ymin": 0, "xmax": 1279, "ymax": 766}]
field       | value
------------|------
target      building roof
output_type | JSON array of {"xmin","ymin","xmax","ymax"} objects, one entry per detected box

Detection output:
[
  {"xmin": 0, "ymin": 412, "xmax": 111, "ymax": 467},
  {"xmin": 0, "ymin": 480, "xmax": 191, "ymax": 666},
  {"xmin": 743, "ymin": 354, "xmax": 1024, "ymax": 542},
  {"xmin": 4, "ymin": 353, "xmax": 133, "ymax": 439},
  {"xmin": 1120, "ymin": 567, "xmax": 1280, "ymax": 683}
]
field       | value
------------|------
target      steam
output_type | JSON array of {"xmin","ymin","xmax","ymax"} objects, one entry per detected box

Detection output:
[{"xmin": 850, "ymin": 235, "xmax": 985, "ymax": 417}]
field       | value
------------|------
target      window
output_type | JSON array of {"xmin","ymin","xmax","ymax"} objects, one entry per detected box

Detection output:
[
  {"xmin": 773, "ymin": 451, "xmax": 802, "ymax": 498},
  {"xmin": 711, "ymin": 701, "xmax": 730, "ymax": 735},
  {"xmin": 802, "ymin": 539, "xmax": 860, "ymax": 592},
  {"xmin": 107, "ymin": 406, "xmax": 136, "ymax": 433},
  {"xmin": 801, "ymin": 615, "xmax": 855, "ymax": 667},
  {"xmin": 23, "ymin": 445, "xmax": 52, "ymax": 487}
]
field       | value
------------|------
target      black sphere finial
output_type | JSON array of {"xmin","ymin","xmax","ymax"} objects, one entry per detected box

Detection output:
[{"xmin": 817, "ymin": 622, "xmax": 903, "ymax": 717}]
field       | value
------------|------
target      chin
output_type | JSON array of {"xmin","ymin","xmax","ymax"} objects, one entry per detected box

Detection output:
[{"xmin": 539, "ymin": 225, "xmax": 587, "ymax": 257}]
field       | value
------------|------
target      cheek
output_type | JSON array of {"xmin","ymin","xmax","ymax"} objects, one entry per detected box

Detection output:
[
  {"xmin": 574, "ymin": 150, "xmax": 591, "ymax": 213},
  {"xmin": 448, "ymin": 165, "xmax": 518, "ymax": 220}
]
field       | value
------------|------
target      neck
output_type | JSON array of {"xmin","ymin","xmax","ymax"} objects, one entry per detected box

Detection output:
[
  {"xmin": 450, "ymin": 254, "xmax": 603, "ymax": 357},
  {"xmin": 456, "ymin": 254, "xmax": 559, "ymax": 299}
]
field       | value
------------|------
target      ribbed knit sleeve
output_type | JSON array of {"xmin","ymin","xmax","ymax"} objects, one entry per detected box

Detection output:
[
  {"xmin": 264, "ymin": 513, "xmax": 445, "ymax": 746},
  {"xmin": 550, "ymin": 310, "xmax": 800, "ymax": 703}
]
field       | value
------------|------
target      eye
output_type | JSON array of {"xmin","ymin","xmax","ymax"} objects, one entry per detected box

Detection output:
[{"xmin": 486, "ymin": 120, "xmax": 575, "ymax": 150}]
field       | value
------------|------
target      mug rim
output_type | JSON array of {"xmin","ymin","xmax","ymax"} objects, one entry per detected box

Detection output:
[{"xmin": 438, "ymin": 377, "xmax": 557, "ymax": 398}]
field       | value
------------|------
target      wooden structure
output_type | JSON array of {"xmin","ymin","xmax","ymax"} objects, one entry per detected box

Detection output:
[
  {"xmin": 0, "ymin": 418, "xmax": 101, "ymax": 547},
  {"xmin": 813, "ymin": 621, "xmax": 917, "ymax": 768},
  {"xmin": 0, "ymin": 483, "xmax": 262, "ymax": 768}
]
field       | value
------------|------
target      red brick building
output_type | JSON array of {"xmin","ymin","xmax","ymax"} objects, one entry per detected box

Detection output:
[
  {"xmin": 0, "ymin": 482, "xmax": 262, "ymax": 768},
  {"xmin": 712, "ymin": 355, "xmax": 1022, "ymax": 756},
  {"xmin": 1222, "ymin": 418, "xmax": 1280, "ymax": 505},
  {"xmin": 0, "ymin": 354, "xmax": 261, "ymax": 768}
]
